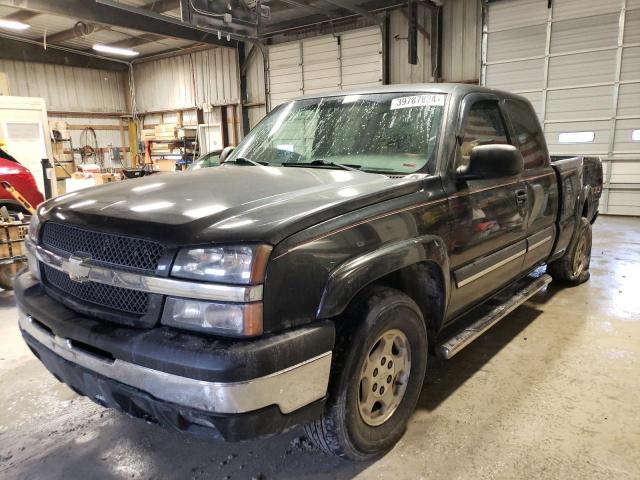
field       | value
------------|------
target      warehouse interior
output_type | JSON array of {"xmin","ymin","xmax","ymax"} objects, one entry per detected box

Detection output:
[{"xmin": 0, "ymin": 0, "xmax": 638, "ymax": 478}]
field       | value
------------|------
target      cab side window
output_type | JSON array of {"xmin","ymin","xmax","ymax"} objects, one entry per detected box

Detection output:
[
  {"xmin": 456, "ymin": 100, "xmax": 509, "ymax": 170},
  {"xmin": 504, "ymin": 100, "xmax": 548, "ymax": 169}
]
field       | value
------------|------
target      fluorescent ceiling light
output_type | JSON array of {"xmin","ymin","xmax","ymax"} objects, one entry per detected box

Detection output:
[
  {"xmin": 93, "ymin": 44, "xmax": 140, "ymax": 57},
  {"xmin": 0, "ymin": 19, "xmax": 30, "ymax": 30},
  {"xmin": 632, "ymin": 129, "xmax": 640, "ymax": 142},
  {"xmin": 558, "ymin": 131, "xmax": 595, "ymax": 144}
]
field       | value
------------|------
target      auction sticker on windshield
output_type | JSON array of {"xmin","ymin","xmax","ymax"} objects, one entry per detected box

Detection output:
[{"xmin": 390, "ymin": 94, "xmax": 445, "ymax": 110}]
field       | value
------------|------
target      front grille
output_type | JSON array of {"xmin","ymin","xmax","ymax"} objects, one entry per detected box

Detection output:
[
  {"xmin": 41, "ymin": 222, "xmax": 164, "ymax": 272},
  {"xmin": 42, "ymin": 264, "xmax": 149, "ymax": 315}
]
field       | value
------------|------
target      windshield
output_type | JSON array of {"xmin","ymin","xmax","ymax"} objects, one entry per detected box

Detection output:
[{"xmin": 227, "ymin": 92, "xmax": 445, "ymax": 174}]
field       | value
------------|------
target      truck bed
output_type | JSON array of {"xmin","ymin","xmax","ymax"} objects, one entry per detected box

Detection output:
[{"xmin": 551, "ymin": 155, "xmax": 603, "ymax": 223}]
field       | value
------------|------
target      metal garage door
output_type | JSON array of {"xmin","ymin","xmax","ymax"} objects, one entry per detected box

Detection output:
[
  {"xmin": 482, "ymin": 0, "xmax": 640, "ymax": 215},
  {"xmin": 267, "ymin": 27, "xmax": 382, "ymax": 108}
]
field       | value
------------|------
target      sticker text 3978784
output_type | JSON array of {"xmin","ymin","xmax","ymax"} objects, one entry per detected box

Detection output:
[{"xmin": 390, "ymin": 94, "xmax": 446, "ymax": 110}]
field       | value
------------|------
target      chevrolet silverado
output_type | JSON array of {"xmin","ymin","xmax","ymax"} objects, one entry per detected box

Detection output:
[{"xmin": 16, "ymin": 84, "xmax": 602, "ymax": 460}]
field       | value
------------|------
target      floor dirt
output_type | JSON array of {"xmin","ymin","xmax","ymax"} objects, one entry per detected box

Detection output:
[{"xmin": 0, "ymin": 215, "xmax": 638, "ymax": 479}]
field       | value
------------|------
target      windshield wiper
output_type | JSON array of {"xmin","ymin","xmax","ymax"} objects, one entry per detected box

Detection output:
[
  {"xmin": 281, "ymin": 159, "xmax": 361, "ymax": 172},
  {"xmin": 226, "ymin": 157, "xmax": 269, "ymax": 166}
]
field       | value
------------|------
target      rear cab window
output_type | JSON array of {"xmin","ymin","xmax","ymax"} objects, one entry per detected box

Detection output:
[{"xmin": 504, "ymin": 100, "xmax": 549, "ymax": 170}]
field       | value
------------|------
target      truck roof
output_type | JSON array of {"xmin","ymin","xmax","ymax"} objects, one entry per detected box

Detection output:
[{"xmin": 295, "ymin": 82, "xmax": 528, "ymax": 103}]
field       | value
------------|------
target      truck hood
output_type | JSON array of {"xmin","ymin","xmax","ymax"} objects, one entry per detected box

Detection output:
[{"xmin": 39, "ymin": 166, "xmax": 425, "ymax": 245}]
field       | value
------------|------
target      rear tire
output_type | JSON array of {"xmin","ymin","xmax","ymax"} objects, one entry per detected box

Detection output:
[
  {"xmin": 304, "ymin": 287, "xmax": 428, "ymax": 460},
  {"xmin": 547, "ymin": 217, "xmax": 592, "ymax": 285}
]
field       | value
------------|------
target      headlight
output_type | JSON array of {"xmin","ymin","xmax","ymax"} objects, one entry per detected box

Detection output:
[
  {"xmin": 27, "ymin": 212, "xmax": 41, "ymax": 243},
  {"xmin": 161, "ymin": 297, "xmax": 263, "ymax": 336},
  {"xmin": 171, "ymin": 245, "xmax": 272, "ymax": 284},
  {"xmin": 26, "ymin": 214, "xmax": 41, "ymax": 280}
]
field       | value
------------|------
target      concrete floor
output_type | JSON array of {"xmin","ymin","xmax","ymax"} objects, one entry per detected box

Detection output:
[{"xmin": 1, "ymin": 215, "xmax": 639, "ymax": 480}]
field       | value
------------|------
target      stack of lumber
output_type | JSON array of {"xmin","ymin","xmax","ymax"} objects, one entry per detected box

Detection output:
[
  {"xmin": 177, "ymin": 126, "xmax": 197, "ymax": 139},
  {"xmin": 150, "ymin": 142, "xmax": 178, "ymax": 155},
  {"xmin": 141, "ymin": 128, "xmax": 156, "ymax": 141},
  {"xmin": 154, "ymin": 124, "xmax": 178, "ymax": 141}
]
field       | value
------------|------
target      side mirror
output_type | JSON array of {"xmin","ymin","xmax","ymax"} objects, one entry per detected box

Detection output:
[
  {"xmin": 457, "ymin": 144, "xmax": 523, "ymax": 181},
  {"xmin": 219, "ymin": 146, "xmax": 235, "ymax": 163}
]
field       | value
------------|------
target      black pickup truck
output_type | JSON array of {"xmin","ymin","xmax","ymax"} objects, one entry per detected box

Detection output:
[{"xmin": 16, "ymin": 84, "xmax": 602, "ymax": 460}]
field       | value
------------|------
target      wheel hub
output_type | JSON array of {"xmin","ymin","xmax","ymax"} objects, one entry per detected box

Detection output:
[
  {"xmin": 573, "ymin": 235, "xmax": 587, "ymax": 277},
  {"xmin": 357, "ymin": 328, "xmax": 411, "ymax": 427}
]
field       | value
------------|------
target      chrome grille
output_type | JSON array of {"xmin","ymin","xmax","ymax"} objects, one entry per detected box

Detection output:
[
  {"xmin": 42, "ymin": 264, "xmax": 149, "ymax": 315},
  {"xmin": 41, "ymin": 222, "xmax": 164, "ymax": 272}
]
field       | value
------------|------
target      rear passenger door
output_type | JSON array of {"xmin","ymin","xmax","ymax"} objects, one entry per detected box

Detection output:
[
  {"xmin": 447, "ymin": 97, "xmax": 527, "ymax": 318},
  {"xmin": 503, "ymin": 100, "xmax": 559, "ymax": 271}
]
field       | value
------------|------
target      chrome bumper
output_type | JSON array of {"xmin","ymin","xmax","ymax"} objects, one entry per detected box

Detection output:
[{"xmin": 19, "ymin": 310, "xmax": 332, "ymax": 415}]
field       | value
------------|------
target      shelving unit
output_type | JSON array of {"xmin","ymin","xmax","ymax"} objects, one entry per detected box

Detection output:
[
  {"xmin": 148, "ymin": 136, "xmax": 198, "ymax": 171},
  {"xmin": 51, "ymin": 137, "xmax": 76, "ymax": 180}
]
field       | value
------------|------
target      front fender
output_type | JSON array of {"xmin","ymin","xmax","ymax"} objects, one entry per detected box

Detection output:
[{"xmin": 317, "ymin": 235, "xmax": 449, "ymax": 319}]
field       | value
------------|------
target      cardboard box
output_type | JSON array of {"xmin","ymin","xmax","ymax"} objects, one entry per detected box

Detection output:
[
  {"xmin": 93, "ymin": 173, "xmax": 116, "ymax": 185},
  {"xmin": 52, "ymin": 143, "xmax": 72, "ymax": 162},
  {"xmin": 155, "ymin": 159, "xmax": 176, "ymax": 172},
  {"xmin": 54, "ymin": 165, "xmax": 72, "ymax": 179}
]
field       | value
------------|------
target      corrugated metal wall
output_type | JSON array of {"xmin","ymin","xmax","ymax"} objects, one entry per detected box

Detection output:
[
  {"xmin": 247, "ymin": 8, "xmax": 439, "ymax": 128},
  {"xmin": 389, "ymin": 6, "xmax": 435, "ymax": 84},
  {"xmin": 0, "ymin": 59, "xmax": 131, "ymax": 168},
  {"xmin": 441, "ymin": 0, "xmax": 482, "ymax": 82},
  {"xmin": 245, "ymin": 48, "xmax": 267, "ymax": 129},
  {"xmin": 266, "ymin": 26, "xmax": 383, "ymax": 108},
  {"xmin": 0, "ymin": 59, "xmax": 128, "ymax": 113},
  {"xmin": 483, "ymin": 0, "xmax": 640, "ymax": 216},
  {"xmin": 132, "ymin": 47, "xmax": 240, "ymax": 113}
]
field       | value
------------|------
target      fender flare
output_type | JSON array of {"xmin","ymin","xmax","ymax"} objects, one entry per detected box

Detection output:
[
  {"xmin": 578, "ymin": 184, "xmax": 593, "ymax": 220},
  {"xmin": 562, "ymin": 184, "xmax": 593, "ymax": 256},
  {"xmin": 317, "ymin": 235, "xmax": 450, "ymax": 319}
]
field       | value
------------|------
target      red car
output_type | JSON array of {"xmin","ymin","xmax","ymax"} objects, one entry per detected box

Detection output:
[{"xmin": 0, "ymin": 149, "xmax": 44, "ymax": 212}]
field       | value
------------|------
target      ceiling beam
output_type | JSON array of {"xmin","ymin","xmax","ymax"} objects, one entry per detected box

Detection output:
[
  {"xmin": 263, "ymin": 0, "xmax": 399, "ymax": 35},
  {"xmin": 277, "ymin": 0, "xmax": 336, "ymax": 18},
  {"xmin": 144, "ymin": 0, "xmax": 180, "ymax": 13},
  {"xmin": 45, "ymin": 21, "xmax": 103, "ymax": 44},
  {"xmin": 37, "ymin": 0, "xmax": 179, "ymax": 47},
  {"xmin": 320, "ymin": 0, "xmax": 383, "ymax": 25},
  {"xmin": 106, "ymin": 33, "xmax": 167, "ymax": 49},
  {"xmin": 0, "ymin": 0, "xmax": 240, "ymax": 46},
  {"xmin": 96, "ymin": 1, "xmax": 181, "ymax": 51},
  {"xmin": 3, "ymin": 9, "xmax": 39, "ymax": 21},
  {"xmin": 0, "ymin": 35, "xmax": 128, "ymax": 70}
]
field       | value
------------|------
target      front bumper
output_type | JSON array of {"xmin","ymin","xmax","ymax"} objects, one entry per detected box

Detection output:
[{"xmin": 16, "ymin": 272, "xmax": 334, "ymax": 440}]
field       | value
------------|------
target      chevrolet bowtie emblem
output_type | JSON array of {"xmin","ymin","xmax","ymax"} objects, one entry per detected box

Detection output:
[{"xmin": 66, "ymin": 255, "xmax": 92, "ymax": 283}]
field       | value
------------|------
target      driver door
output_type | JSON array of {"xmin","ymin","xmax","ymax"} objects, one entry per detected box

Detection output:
[{"xmin": 446, "ymin": 98, "xmax": 527, "ymax": 318}]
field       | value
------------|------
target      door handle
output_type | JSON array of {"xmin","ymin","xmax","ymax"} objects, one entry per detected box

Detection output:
[{"xmin": 515, "ymin": 189, "xmax": 528, "ymax": 206}]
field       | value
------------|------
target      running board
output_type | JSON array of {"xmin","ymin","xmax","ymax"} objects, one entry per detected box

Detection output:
[{"xmin": 437, "ymin": 274, "xmax": 552, "ymax": 360}]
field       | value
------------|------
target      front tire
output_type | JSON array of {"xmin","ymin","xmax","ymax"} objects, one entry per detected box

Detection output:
[
  {"xmin": 305, "ymin": 287, "xmax": 428, "ymax": 460},
  {"xmin": 547, "ymin": 217, "xmax": 592, "ymax": 285}
]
